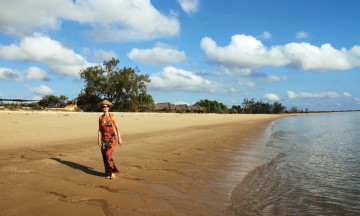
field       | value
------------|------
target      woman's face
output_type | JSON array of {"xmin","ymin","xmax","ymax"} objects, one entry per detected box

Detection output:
[{"xmin": 102, "ymin": 105, "xmax": 109, "ymax": 112}]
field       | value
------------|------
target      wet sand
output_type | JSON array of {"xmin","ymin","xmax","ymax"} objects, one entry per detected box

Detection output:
[{"xmin": 0, "ymin": 111, "xmax": 284, "ymax": 215}]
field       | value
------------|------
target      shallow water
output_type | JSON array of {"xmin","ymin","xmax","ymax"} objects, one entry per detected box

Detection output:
[{"xmin": 226, "ymin": 112, "xmax": 360, "ymax": 215}]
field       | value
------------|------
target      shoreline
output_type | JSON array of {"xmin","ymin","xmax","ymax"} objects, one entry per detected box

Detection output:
[{"xmin": 0, "ymin": 111, "xmax": 286, "ymax": 215}]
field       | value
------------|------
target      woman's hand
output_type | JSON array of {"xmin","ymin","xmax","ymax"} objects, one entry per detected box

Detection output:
[{"xmin": 118, "ymin": 138, "xmax": 123, "ymax": 145}]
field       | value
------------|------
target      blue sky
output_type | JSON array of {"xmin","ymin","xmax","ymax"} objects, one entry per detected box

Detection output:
[{"xmin": 1, "ymin": 0, "xmax": 359, "ymax": 111}]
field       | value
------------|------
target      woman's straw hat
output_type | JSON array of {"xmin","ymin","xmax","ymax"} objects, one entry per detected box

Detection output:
[{"xmin": 97, "ymin": 100, "xmax": 113, "ymax": 108}]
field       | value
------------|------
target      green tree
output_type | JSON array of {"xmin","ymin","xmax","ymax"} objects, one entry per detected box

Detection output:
[
  {"xmin": 242, "ymin": 98, "xmax": 286, "ymax": 114},
  {"xmin": 197, "ymin": 99, "xmax": 228, "ymax": 114},
  {"xmin": 288, "ymin": 106, "xmax": 300, "ymax": 113},
  {"xmin": 231, "ymin": 105, "xmax": 242, "ymax": 113},
  {"xmin": 80, "ymin": 58, "xmax": 151, "ymax": 111},
  {"xmin": 37, "ymin": 95, "xmax": 61, "ymax": 108},
  {"xmin": 137, "ymin": 92, "xmax": 155, "ymax": 112},
  {"xmin": 259, "ymin": 101, "xmax": 272, "ymax": 114},
  {"xmin": 242, "ymin": 98, "xmax": 256, "ymax": 114},
  {"xmin": 58, "ymin": 95, "xmax": 68, "ymax": 107},
  {"xmin": 272, "ymin": 101, "xmax": 286, "ymax": 114},
  {"xmin": 76, "ymin": 93, "xmax": 102, "ymax": 112}
]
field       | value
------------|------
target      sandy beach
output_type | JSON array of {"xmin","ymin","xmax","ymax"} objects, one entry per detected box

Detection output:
[{"xmin": 0, "ymin": 111, "xmax": 285, "ymax": 215}]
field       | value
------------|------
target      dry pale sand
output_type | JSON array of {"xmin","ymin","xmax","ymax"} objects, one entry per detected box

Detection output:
[{"xmin": 0, "ymin": 111, "xmax": 286, "ymax": 216}]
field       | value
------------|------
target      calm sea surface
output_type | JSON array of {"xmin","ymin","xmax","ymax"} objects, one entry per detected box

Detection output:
[{"xmin": 225, "ymin": 112, "xmax": 360, "ymax": 215}]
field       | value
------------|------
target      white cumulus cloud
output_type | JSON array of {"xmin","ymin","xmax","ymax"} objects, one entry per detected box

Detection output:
[
  {"xmin": 92, "ymin": 49, "xmax": 118, "ymax": 62},
  {"xmin": 286, "ymin": 91, "xmax": 351, "ymax": 99},
  {"xmin": 0, "ymin": 66, "xmax": 47, "ymax": 81},
  {"xmin": 342, "ymin": 92, "xmax": 352, "ymax": 97},
  {"xmin": 30, "ymin": 84, "xmax": 54, "ymax": 95},
  {"xmin": 25, "ymin": 67, "xmax": 47, "ymax": 81},
  {"xmin": 238, "ymin": 78, "xmax": 257, "ymax": 89},
  {"xmin": 266, "ymin": 75, "xmax": 288, "ymax": 82},
  {"xmin": 200, "ymin": 34, "xmax": 360, "ymax": 72},
  {"xmin": 200, "ymin": 34, "xmax": 290, "ymax": 69},
  {"xmin": 282, "ymin": 43, "xmax": 353, "ymax": 71},
  {"xmin": 0, "ymin": 33, "xmax": 91, "ymax": 77},
  {"xmin": 0, "ymin": 0, "xmax": 179, "ymax": 42},
  {"xmin": 296, "ymin": 31, "xmax": 309, "ymax": 39},
  {"xmin": 0, "ymin": 0, "xmax": 64, "ymax": 35},
  {"xmin": 0, "ymin": 67, "xmax": 20, "ymax": 81},
  {"xmin": 258, "ymin": 31, "xmax": 272, "ymax": 40},
  {"xmin": 178, "ymin": 0, "xmax": 200, "ymax": 15},
  {"xmin": 149, "ymin": 66, "xmax": 223, "ymax": 92},
  {"xmin": 128, "ymin": 43, "xmax": 186, "ymax": 66},
  {"xmin": 265, "ymin": 93, "xmax": 280, "ymax": 101}
]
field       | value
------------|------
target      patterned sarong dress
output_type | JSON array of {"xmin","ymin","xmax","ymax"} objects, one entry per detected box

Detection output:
[{"xmin": 99, "ymin": 114, "xmax": 119, "ymax": 175}]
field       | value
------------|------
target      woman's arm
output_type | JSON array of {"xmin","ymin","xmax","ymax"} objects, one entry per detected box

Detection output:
[
  {"xmin": 112, "ymin": 115, "xmax": 123, "ymax": 145},
  {"xmin": 98, "ymin": 117, "xmax": 102, "ymax": 146}
]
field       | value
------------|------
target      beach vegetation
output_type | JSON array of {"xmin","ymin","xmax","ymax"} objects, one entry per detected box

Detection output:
[
  {"xmin": 80, "ymin": 58, "xmax": 153, "ymax": 112},
  {"xmin": 37, "ymin": 95, "xmax": 68, "ymax": 108},
  {"xmin": 137, "ymin": 92, "xmax": 156, "ymax": 112},
  {"xmin": 231, "ymin": 105, "xmax": 242, "ymax": 113},
  {"xmin": 197, "ymin": 99, "xmax": 228, "ymax": 114},
  {"xmin": 288, "ymin": 106, "xmax": 303, "ymax": 113},
  {"xmin": 240, "ymin": 98, "xmax": 286, "ymax": 114},
  {"xmin": 6, "ymin": 104, "xmax": 23, "ymax": 110},
  {"xmin": 272, "ymin": 101, "xmax": 286, "ymax": 114},
  {"xmin": 28, "ymin": 103, "xmax": 44, "ymax": 110},
  {"xmin": 76, "ymin": 93, "xmax": 102, "ymax": 112}
]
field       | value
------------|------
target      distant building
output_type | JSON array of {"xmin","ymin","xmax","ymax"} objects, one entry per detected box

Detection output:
[
  {"xmin": 189, "ymin": 104, "xmax": 205, "ymax": 113},
  {"xmin": 155, "ymin": 102, "xmax": 205, "ymax": 113},
  {"xmin": 155, "ymin": 102, "xmax": 175, "ymax": 112},
  {"xmin": 174, "ymin": 104, "xmax": 189, "ymax": 113}
]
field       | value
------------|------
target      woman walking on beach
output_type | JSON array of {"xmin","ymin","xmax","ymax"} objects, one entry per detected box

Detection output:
[{"xmin": 97, "ymin": 100, "xmax": 123, "ymax": 179}]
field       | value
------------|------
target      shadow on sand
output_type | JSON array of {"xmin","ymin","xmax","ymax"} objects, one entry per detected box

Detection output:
[{"xmin": 50, "ymin": 157, "xmax": 105, "ymax": 177}]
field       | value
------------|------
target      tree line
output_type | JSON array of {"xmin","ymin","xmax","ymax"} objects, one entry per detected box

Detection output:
[{"xmin": 30, "ymin": 58, "xmax": 299, "ymax": 114}]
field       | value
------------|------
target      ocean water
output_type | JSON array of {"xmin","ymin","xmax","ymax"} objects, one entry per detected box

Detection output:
[{"xmin": 226, "ymin": 112, "xmax": 360, "ymax": 216}]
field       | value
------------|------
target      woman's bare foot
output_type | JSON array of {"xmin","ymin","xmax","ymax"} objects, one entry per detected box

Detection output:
[{"xmin": 110, "ymin": 173, "xmax": 116, "ymax": 179}]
